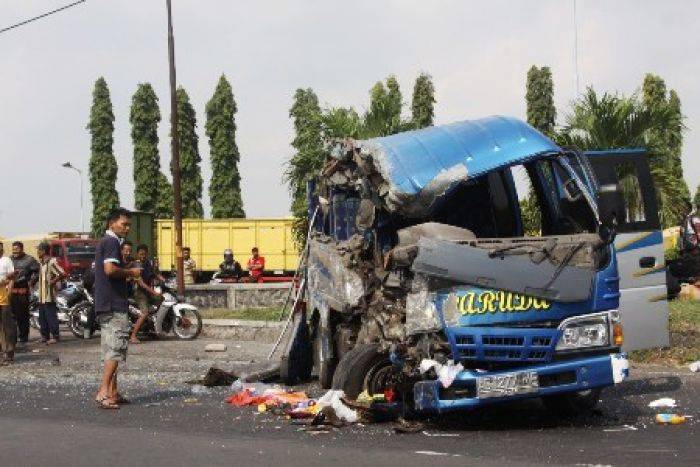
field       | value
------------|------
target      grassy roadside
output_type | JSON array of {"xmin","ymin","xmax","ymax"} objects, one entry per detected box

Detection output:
[
  {"xmin": 200, "ymin": 307, "xmax": 284, "ymax": 321},
  {"xmin": 630, "ymin": 299, "xmax": 700, "ymax": 365}
]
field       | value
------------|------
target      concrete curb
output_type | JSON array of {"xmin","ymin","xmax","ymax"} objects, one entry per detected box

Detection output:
[{"xmin": 202, "ymin": 319, "xmax": 284, "ymax": 343}]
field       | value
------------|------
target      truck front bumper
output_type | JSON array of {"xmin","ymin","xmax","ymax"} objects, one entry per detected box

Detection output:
[{"xmin": 413, "ymin": 353, "xmax": 628, "ymax": 413}]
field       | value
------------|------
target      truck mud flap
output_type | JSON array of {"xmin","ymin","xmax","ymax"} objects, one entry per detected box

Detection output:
[{"xmin": 411, "ymin": 238, "xmax": 594, "ymax": 302}]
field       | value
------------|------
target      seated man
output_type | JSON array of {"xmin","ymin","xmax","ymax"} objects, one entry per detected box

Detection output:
[
  {"xmin": 218, "ymin": 249, "xmax": 242, "ymax": 281},
  {"xmin": 129, "ymin": 244, "xmax": 164, "ymax": 344},
  {"xmin": 246, "ymin": 247, "xmax": 265, "ymax": 283},
  {"xmin": 183, "ymin": 247, "xmax": 197, "ymax": 285}
]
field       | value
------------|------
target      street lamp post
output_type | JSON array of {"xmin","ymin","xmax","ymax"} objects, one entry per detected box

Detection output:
[{"xmin": 62, "ymin": 162, "xmax": 84, "ymax": 232}]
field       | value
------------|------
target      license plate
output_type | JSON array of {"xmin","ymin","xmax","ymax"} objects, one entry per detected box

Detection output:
[{"xmin": 476, "ymin": 371, "xmax": 539, "ymax": 399}]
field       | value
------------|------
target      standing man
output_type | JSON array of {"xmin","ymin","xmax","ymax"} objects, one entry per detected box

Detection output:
[
  {"xmin": 183, "ymin": 247, "xmax": 196, "ymax": 285},
  {"xmin": 10, "ymin": 241, "xmax": 39, "ymax": 347},
  {"xmin": 247, "ymin": 247, "xmax": 265, "ymax": 283},
  {"xmin": 36, "ymin": 242, "xmax": 66, "ymax": 344},
  {"xmin": 129, "ymin": 244, "xmax": 164, "ymax": 344},
  {"xmin": 0, "ymin": 242, "xmax": 17, "ymax": 365},
  {"xmin": 94, "ymin": 208, "xmax": 141, "ymax": 409}
]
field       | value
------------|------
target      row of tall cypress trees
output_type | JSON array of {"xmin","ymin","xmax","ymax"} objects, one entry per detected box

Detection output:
[{"xmin": 87, "ymin": 75, "xmax": 244, "ymax": 236}]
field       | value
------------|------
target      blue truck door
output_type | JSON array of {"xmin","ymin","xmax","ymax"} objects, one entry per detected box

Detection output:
[{"xmin": 586, "ymin": 151, "xmax": 669, "ymax": 351}]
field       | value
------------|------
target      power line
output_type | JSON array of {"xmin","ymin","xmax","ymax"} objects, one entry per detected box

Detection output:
[{"xmin": 0, "ymin": 0, "xmax": 86, "ymax": 35}]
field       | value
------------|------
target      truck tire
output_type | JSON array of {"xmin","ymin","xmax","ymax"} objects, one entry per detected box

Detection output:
[
  {"xmin": 542, "ymin": 388, "xmax": 601, "ymax": 416},
  {"xmin": 331, "ymin": 343, "xmax": 394, "ymax": 399}
]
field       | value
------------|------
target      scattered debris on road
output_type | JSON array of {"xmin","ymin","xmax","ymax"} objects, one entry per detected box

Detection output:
[
  {"xmin": 648, "ymin": 397, "xmax": 677, "ymax": 409},
  {"xmin": 204, "ymin": 343, "xmax": 227, "ymax": 352},
  {"xmin": 689, "ymin": 361, "xmax": 700, "ymax": 373},
  {"xmin": 655, "ymin": 413, "xmax": 687, "ymax": 425},
  {"xmin": 185, "ymin": 367, "xmax": 238, "ymax": 387}
]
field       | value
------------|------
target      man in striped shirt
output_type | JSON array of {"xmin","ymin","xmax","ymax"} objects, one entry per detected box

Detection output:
[{"xmin": 36, "ymin": 242, "xmax": 66, "ymax": 344}]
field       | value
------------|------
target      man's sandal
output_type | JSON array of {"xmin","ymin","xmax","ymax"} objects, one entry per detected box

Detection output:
[{"xmin": 95, "ymin": 396, "xmax": 120, "ymax": 410}]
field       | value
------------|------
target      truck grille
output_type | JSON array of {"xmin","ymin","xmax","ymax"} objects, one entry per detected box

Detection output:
[{"xmin": 450, "ymin": 328, "xmax": 559, "ymax": 363}]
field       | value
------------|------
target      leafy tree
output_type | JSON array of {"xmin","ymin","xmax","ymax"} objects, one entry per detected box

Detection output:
[
  {"xmin": 205, "ymin": 74, "xmax": 245, "ymax": 218},
  {"xmin": 525, "ymin": 66, "xmax": 556, "ymax": 136},
  {"xmin": 559, "ymin": 87, "xmax": 687, "ymax": 227},
  {"xmin": 362, "ymin": 76, "xmax": 408, "ymax": 137},
  {"xmin": 322, "ymin": 107, "xmax": 362, "ymax": 139},
  {"xmin": 130, "ymin": 83, "xmax": 161, "ymax": 214},
  {"xmin": 174, "ymin": 86, "xmax": 203, "ymax": 218},
  {"xmin": 155, "ymin": 171, "xmax": 174, "ymax": 218},
  {"xmin": 694, "ymin": 185, "xmax": 700, "ymax": 210},
  {"xmin": 87, "ymin": 77, "xmax": 120, "ymax": 236},
  {"xmin": 285, "ymin": 88, "xmax": 326, "ymax": 245},
  {"xmin": 521, "ymin": 65, "xmax": 557, "ymax": 235},
  {"xmin": 642, "ymin": 74, "xmax": 690, "ymax": 224},
  {"xmin": 411, "ymin": 72, "xmax": 436, "ymax": 128}
]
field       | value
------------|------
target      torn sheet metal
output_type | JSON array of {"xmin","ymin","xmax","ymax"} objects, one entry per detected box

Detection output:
[
  {"xmin": 411, "ymin": 237, "xmax": 596, "ymax": 302},
  {"xmin": 354, "ymin": 116, "xmax": 559, "ymax": 216},
  {"xmin": 419, "ymin": 359, "xmax": 464, "ymax": 388},
  {"xmin": 306, "ymin": 237, "xmax": 366, "ymax": 308}
]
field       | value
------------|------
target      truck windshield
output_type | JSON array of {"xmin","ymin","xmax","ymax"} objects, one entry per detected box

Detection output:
[{"xmin": 66, "ymin": 242, "xmax": 96, "ymax": 261}]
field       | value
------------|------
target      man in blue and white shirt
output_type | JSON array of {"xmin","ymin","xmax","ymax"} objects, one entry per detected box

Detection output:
[{"xmin": 93, "ymin": 208, "xmax": 141, "ymax": 409}]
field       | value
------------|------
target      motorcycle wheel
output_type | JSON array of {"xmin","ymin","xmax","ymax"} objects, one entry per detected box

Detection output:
[
  {"xmin": 173, "ymin": 308, "xmax": 202, "ymax": 340},
  {"xmin": 68, "ymin": 309, "xmax": 85, "ymax": 339}
]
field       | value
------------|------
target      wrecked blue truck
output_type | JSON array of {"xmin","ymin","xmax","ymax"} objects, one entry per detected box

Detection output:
[{"xmin": 294, "ymin": 116, "xmax": 631, "ymax": 414}]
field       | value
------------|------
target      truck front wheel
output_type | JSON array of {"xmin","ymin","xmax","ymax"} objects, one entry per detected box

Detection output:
[
  {"xmin": 331, "ymin": 344, "xmax": 395, "ymax": 399},
  {"xmin": 542, "ymin": 389, "xmax": 601, "ymax": 416}
]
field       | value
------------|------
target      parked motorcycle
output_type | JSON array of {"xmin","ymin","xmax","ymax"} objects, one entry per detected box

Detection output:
[
  {"xmin": 29, "ymin": 282, "xmax": 82, "ymax": 332},
  {"xmin": 127, "ymin": 283, "xmax": 202, "ymax": 340},
  {"xmin": 70, "ymin": 282, "xmax": 202, "ymax": 340}
]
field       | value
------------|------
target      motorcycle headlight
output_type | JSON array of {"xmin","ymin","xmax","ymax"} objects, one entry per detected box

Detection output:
[
  {"xmin": 55, "ymin": 296, "xmax": 68, "ymax": 308},
  {"xmin": 555, "ymin": 311, "xmax": 622, "ymax": 351}
]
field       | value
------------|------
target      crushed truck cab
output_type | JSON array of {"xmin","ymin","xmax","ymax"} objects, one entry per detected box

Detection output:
[{"xmin": 301, "ymin": 116, "xmax": 630, "ymax": 414}]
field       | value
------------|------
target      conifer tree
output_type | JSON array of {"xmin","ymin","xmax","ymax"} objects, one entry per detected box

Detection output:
[
  {"xmin": 174, "ymin": 87, "xmax": 203, "ymax": 218},
  {"xmin": 285, "ymin": 88, "xmax": 325, "ymax": 245},
  {"xmin": 411, "ymin": 72, "xmax": 436, "ymax": 129},
  {"xmin": 155, "ymin": 171, "xmax": 174, "ymax": 218},
  {"xmin": 87, "ymin": 77, "xmax": 120, "ymax": 235},
  {"xmin": 130, "ymin": 83, "xmax": 161, "ymax": 214},
  {"xmin": 206, "ymin": 75, "xmax": 245, "ymax": 218}
]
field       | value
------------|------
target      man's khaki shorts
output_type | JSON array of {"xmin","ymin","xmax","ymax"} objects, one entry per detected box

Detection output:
[{"xmin": 98, "ymin": 312, "xmax": 130, "ymax": 362}]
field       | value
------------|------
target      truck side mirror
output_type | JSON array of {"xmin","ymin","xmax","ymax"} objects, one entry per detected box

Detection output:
[
  {"xmin": 597, "ymin": 183, "xmax": 622, "ymax": 242},
  {"xmin": 562, "ymin": 178, "xmax": 582, "ymax": 202}
]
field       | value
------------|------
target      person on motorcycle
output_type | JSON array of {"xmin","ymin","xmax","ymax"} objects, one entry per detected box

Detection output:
[
  {"xmin": 129, "ymin": 244, "xmax": 165, "ymax": 344},
  {"xmin": 218, "ymin": 249, "xmax": 242, "ymax": 281}
]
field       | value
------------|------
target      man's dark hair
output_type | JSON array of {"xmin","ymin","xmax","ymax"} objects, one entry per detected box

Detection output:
[
  {"xmin": 12, "ymin": 241, "xmax": 24, "ymax": 249},
  {"xmin": 122, "ymin": 240, "xmax": 133, "ymax": 248},
  {"xmin": 252, "ymin": 247, "xmax": 259, "ymax": 252},
  {"xmin": 183, "ymin": 247, "xmax": 190, "ymax": 252},
  {"xmin": 37, "ymin": 242, "xmax": 50, "ymax": 253},
  {"xmin": 136, "ymin": 244, "xmax": 149, "ymax": 253},
  {"xmin": 105, "ymin": 207, "xmax": 132, "ymax": 228}
]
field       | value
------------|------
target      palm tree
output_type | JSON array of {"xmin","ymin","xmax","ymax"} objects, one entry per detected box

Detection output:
[{"xmin": 558, "ymin": 88, "xmax": 688, "ymax": 228}]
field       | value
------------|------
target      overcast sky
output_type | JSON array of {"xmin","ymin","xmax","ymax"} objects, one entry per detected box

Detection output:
[{"xmin": 1, "ymin": 0, "xmax": 698, "ymax": 237}]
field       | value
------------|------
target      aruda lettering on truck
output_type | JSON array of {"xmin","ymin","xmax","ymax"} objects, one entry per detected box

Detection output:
[{"xmin": 286, "ymin": 116, "xmax": 662, "ymax": 415}]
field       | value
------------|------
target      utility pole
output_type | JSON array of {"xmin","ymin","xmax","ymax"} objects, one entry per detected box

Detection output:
[{"xmin": 166, "ymin": 0, "xmax": 184, "ymax": 295}]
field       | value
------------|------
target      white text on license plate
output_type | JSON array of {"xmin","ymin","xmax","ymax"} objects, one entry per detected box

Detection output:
[{"xmin": 476, "ymin": 371, "xmax": 539, "ymax": 398}]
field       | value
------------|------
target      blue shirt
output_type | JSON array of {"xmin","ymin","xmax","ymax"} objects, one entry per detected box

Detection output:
[{"xmin": 94, "ymin": 231, "xmax": 129, "ymax": 314}]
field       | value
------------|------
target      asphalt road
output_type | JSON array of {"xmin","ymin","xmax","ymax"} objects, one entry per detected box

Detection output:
[{"xmin": 0, "ymin": 329, "xmax": 697, "ymax": 466}]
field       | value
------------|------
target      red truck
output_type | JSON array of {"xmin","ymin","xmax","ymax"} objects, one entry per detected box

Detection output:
[{"xmin": 43, "ymin": 235, "xmax": 97, "ymax": 279}]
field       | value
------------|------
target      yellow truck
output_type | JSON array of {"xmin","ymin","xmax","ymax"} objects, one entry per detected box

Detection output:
[{"xmin": 156, "ymin": 218, "xmax": 299, "ymax": 279}]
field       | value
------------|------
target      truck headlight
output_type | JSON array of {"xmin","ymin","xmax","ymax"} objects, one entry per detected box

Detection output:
[{"xmin": 555, "ymin": 311, "xmax": 622, "ymax": 351}]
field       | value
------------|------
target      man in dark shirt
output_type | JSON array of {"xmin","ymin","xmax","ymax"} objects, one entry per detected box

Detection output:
[
  {"xmin": 129, "ymin": 244, "xmax": 164, "ymax": 344},
  {"xmin": 94, "ymin": 208, "xmax": 141, "ymax": 409},
  {"xmin": 10, "ymin": 241, "xmax": 40, "ymax": 346}
]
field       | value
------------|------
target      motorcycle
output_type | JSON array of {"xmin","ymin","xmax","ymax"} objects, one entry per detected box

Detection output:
[
  {"xmin": 29, "ymin": 282, "xmax": 83, "ymax": 332},
  {"xmin": 71, "ymin": 282, "xmax": 202, "ymax": 340},
  {"xmin": 127, "ymin": 283, "xmax": 202, "ymax": 340}
]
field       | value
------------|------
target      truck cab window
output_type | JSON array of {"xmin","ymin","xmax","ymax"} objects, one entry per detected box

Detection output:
[{"xmin": 431, "ymin": 169, "xmax": 520, "ymax": 238}]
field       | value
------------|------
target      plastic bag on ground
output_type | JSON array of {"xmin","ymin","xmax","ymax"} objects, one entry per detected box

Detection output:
[
  {"xmin": 315, "ymin": 390, "xmax": 358, "ymax": 423},
  {"xmin": 648, "ymin": 398, "xmax": 677, "ymax": 409},
  {"xmin": 689, "ymin": 361, "xmax": 700, "ymax": 372}
]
